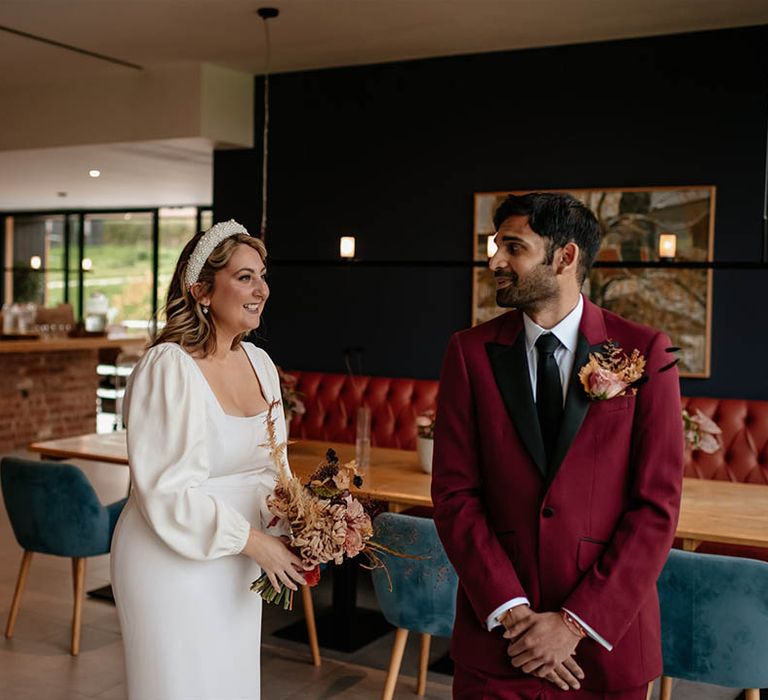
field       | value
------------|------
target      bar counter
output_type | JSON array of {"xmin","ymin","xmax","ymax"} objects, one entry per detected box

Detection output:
[
  {"xmin": 0, "ymin": 336, "xmax": 147, "ymax": 354},
  {"xmin": 0, "ymin": 335, "xmax": 146, "ymax": 451}
]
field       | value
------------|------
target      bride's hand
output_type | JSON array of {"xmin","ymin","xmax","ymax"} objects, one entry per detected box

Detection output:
[{"xmin": 243, "ymin": 529, "xmax": 307, "ymax": 591}]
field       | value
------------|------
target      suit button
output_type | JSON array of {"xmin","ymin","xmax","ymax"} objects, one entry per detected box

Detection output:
[{"xmin": 542, "ymin": 507, "xmax": 554, "ymax": 518}]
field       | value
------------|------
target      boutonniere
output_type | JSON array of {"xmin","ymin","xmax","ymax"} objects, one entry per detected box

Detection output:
[{"xmin": 578, "ymin": 341, "xmax": 646, "ymax": 400}]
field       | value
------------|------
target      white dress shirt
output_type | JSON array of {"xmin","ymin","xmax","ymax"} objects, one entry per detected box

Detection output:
[{"xmin": 485, "ymin": 295, "xmax": 612, "ymax": 651}]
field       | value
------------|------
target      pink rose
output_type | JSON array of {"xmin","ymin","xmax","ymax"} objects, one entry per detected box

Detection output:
[
  {"xmin": 344, "ymin": 527, "xmax": 365, "ymax": 557},
  {"xmin": 342, "ymin": 496, "xmax": 372, "ymax": 557},
  {"xmin": 588, "ymin": 366, "xmax": 627, "ymax": 400},
  {"xmin": 345, "ymin": 496, "xmax": 366, "ymax": 521}
]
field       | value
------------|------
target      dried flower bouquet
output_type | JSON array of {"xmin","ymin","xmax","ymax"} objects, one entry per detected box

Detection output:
[{"xmin": 250, "ymin": 400, "xmax": 393, "ymax": 610}]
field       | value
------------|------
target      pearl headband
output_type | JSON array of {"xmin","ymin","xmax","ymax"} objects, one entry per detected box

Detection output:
[{"xmin": 185, "ymin": 219, "xmax": 250, "ymax": 289}]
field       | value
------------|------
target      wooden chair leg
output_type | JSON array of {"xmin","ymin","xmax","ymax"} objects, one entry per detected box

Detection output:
[
  {"xmin": 381, "ymin": 628, "xmax": 409, "ymax": 700},
  {"xmin": 745, "ymin": 690, "xmax": 759, "ymax": 700},
  {"xmin": 300, "ymin": 584, "xmax": 321, "ymax": 667},
  {"xmin": 71, "ymin": 557, "xmax": 86, "ymax": 656},
  {"xmin": 646, "ymin": 679, "xmax": 655, "ymax": 700},
  {"xmin": 5, "ymin": 550, "xmax": 33, "ymax": 639},
  {"xmin": 417, "ymin": 633, "xmax": 431, "ymax": 695},
  {"xmin": 660, "ymin": 675, "xmax": 673, "ymax": 700}
]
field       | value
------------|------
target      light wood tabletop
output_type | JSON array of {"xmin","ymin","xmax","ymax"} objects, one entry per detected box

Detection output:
[
  {"xmin": 288, "ymin": 441, "xmax": 432, "ymax": 510},
  {"xmin": 28, "ymin": 433, "xmax": 432, "ymax": 510},
  {"xmin": 0, "ymin": 336, "xmax": 147, "ymax": 354},
  {"xmin": 676, "ymin": 477, "xmax": 768, "ymax": 552},
  {"xmin": 28, "ymin": 431, "xmax": 768, "ymax": 552}
]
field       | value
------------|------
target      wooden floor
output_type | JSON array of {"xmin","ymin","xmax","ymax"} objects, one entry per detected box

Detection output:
[{"xmin": 0, "ymin": 448, "xmax": 744, "ymax": 700}]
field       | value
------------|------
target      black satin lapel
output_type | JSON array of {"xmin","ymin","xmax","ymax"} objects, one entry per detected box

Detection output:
[
  {"xmin": 545, "ymin": 334, "xmax": 598, "ymax": 487},
  {"xmin": 486, "ymin": 338, "xmax": 547, "ymax": 477}
]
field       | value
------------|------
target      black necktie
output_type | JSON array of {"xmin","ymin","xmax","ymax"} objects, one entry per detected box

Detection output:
[{"xmin": 536, "ymin": 333, "xmax": 563, "ymax": 465}]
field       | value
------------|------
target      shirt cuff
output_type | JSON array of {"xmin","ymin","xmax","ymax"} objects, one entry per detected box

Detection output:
[
  {"xmin": 562, "ymin": 608, "xmax": 613, "ymax": 651},
  {"xmin": 486, "ymin": 597, "xmax": 530, "ymax": 631}
]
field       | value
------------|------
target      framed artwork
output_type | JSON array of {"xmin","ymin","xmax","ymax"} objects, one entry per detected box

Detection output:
[{"xmin": 472, "ymin": 186, "xmax": 715, "ymax": 378}]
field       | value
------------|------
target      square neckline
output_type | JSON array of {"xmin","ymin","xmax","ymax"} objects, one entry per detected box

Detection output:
[{"xmin": 180, "ymin": 343, "xmax": 271, "ymax": 420}]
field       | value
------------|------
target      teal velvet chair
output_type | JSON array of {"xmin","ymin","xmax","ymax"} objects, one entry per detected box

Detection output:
[
  {"xmin": 1, "ymin": 457, "xmax": 126, "ymax": 655},
  {"xmin": 371, "ymin": 513, "xmax": 458, "ymax": 700},
  {"xmin": 656, "ymin": 548, "xmax": 768, "ymax": 700}
]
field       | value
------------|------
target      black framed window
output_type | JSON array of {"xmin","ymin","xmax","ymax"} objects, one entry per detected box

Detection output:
[{"xmin": 1, "ymin": 206, "xmax": 211, "ymax": 330}]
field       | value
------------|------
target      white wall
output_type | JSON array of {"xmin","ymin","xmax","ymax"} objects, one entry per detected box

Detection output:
[{"xmin": 0, "ymin": 62, "xmax": 253, "ymax": 151}]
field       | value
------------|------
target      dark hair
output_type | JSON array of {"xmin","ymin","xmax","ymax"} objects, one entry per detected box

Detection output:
[{"xmin": 493, "ymin": 192, "xmax": 601, "ymax": 283}]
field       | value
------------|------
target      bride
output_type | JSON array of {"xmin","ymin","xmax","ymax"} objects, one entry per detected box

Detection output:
[{"xmin": 111, "ymin": 220, "xmax": 306, "ymax": 699}]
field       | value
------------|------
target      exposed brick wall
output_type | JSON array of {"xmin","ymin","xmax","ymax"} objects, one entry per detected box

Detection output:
[{"xmin": 0, "ymin": 350, "xmax": 98, "ymax": 451}]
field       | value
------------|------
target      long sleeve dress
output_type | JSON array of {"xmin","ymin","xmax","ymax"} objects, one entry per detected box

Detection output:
[{"xmin": 111, "ymin": 341, "xmax": 284, "ymax": 700}]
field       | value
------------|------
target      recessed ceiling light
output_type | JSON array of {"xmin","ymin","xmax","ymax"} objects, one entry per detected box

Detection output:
[{"xmin": 89, "ymin": 169, "xmax": 101, "ymax": 178}]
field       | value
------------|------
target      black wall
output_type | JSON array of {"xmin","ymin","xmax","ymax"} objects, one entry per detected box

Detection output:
[{"xmin": 214, "ymin": 25, "xmax": 768, "ymax": 399}]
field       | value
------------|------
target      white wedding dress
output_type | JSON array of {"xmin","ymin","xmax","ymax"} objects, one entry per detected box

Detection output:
[{"xmin": 111, "ymin": 341, "xmax": 284, "ymax": 700}]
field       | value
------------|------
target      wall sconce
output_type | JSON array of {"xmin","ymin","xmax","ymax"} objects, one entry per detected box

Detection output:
[
  {"xmin": 340, "ymin": 236, "xmax": 356, "ymax": 259},
  {"xmin": 658, "ymin": 233, "xmax": 677, "ymax": 259},
  {"xmin": 486, "ymin": 234, "xmax": 498, "ymax": 258},
  {"xmin": 81, "ymin": 258, "xmax": 93, "ymax": 271},
  {"xmin": 29, "ymin": 255, "xmax": 42, "ymax": 270}
]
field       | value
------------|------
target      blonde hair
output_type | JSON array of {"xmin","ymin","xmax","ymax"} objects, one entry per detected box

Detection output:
[{"xmin": 151, "ymin": 232, "xmax": 267, "ymax": 358}]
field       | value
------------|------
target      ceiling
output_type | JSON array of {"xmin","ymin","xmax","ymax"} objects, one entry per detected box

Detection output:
[
  {"xmin": 0, "ymin": 139, "xmax": 213, "ymax": 211},
  {"xmin": 2, "ymin": 0, "xmax": 767, "ymax": 210}
]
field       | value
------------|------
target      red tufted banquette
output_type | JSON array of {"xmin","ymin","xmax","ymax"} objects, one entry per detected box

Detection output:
[
  {"xmin": 290, "ymin": 376, "xmax": 768, "ymax": 480},
  {"xmin": 681, "ymin": 396, "xmax": 768, "ymax": 484},
  {"xmin": 288, "ymin": 372, "xmax": 439, "ymax": 451},
  {"xmin": 289, "ymin": 375, "xmax": 768, "ymax": 558}
]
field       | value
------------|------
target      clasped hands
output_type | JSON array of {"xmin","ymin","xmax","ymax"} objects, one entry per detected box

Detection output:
[{"xmin": 500, "ymin": 606, "xmax": 585, "ymax": 691}]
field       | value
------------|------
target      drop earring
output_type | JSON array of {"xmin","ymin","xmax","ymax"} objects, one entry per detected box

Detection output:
[{"xmin": 202, "ymin": 305, "xmax": 209, "ymax": 315}]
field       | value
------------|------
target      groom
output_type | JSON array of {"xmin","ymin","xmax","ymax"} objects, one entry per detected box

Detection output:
[{"xmin": 432, "ymin": 192, "xmax": 684, "ymax": 699}]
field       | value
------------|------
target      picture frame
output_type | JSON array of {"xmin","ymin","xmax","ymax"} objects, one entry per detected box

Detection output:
[{"xmin": 472, "ymin": 186, "xmax": 715, "ymax": 378}]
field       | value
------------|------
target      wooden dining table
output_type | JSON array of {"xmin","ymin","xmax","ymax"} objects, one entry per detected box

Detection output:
[
  {"xmin": 27, "ymin": 430, "xmax": 768, "ymax": 554},
  {"xmin": 28, "ymin": 432, "xmax": 433, "ymax": 509}
]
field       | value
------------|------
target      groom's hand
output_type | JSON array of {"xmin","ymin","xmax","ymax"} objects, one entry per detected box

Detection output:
[
  {"xmin": 499, "ymin": 605, "xmax": 534, "ymax": 642},
  {"xmin": 504, "ymin": 611, "xmax": 584, "ymax": 691}
]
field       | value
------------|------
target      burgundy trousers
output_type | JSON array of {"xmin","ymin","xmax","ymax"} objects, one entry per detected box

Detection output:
[{"xmin": 453, "ymin": 665, "xmax": 649, "ymax": 700}]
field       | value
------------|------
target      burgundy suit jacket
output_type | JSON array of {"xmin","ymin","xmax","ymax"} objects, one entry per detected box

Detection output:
[{"xmin": 431, "ymin": 298, "xmax": 684, "ymax": 692}]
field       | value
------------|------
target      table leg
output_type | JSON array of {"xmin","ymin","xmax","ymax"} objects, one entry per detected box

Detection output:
[
  {"xmin": 87, "ymin": 585, "xmax": 114, "ymax": 603},
  {"xmin": 682, "ymin": 539, "xmax": 702, "ymax": 552}
]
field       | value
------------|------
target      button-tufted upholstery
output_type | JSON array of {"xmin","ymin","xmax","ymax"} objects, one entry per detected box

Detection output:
[
  {"xmin": 290, "ymin": 378, "xmax": 768, "ymax": 483},
  {"xmin": 288, "ymin": 372, "xmax": 439, "ymax": 450},
  {"xmin": 681, "ymin": 396, "xmax": 768, "ymax": 484}
]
